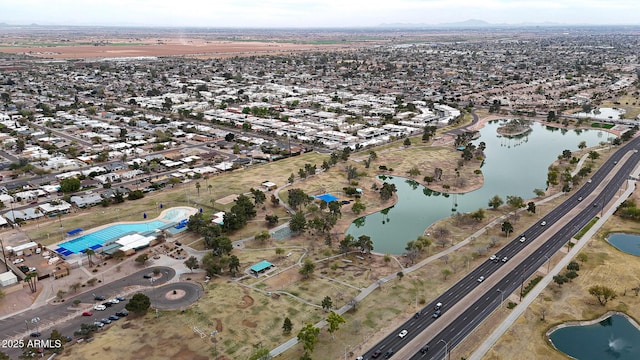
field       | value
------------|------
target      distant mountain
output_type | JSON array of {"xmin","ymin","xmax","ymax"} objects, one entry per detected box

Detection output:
[
  {"xmin": 438, "ymin": 19, "xmax": 491, "ymax": 27},
  {"xmin": 377, "ymin": 19, "xmax": 564, "ymax": 28}
]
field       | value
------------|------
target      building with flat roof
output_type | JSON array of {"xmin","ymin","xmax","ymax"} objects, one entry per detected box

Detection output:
[{"xmin": 249, "ymin": 260, "xmax": 274, "ymax": 276}]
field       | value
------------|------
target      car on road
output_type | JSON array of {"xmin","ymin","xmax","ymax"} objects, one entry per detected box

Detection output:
[
  {"xmin": 398, "ymin": 329, "xmax": 408, "ymax": 338},
  {"xmin": 115, "ymin": 310, "xmax": 128, "ymax": 317},
  {"xmin": 593, "ymin": 203, "xmax": 598, "ymax": 207},
  {"xmin": 489, "ymin": 255, "xmax": 498, "ymax": 262},
  {"xmin": 540, "ymin": 221, "xmax": 547, "ymax": 226},
  {"xmin": 143, "ymin": 273, "xmax": 153, "ymax": 279},
  {"xmin": 588, "ymin": 179, "xmax": 592, "ymax": 183},
  {"xmin": 108, "ymin": 314, "xmax": 120, "ymax": 321},
  {"xmin": 435, "ymin": 302, "xmax": 442, "ymax": 310},
  {"xmin": 413, "ymin": 311, "xmax": 421, "ymax": 319},
  {"xmin": 519, "ymin": 236, "xmax": 526, "ymax": 243},
  {"xmin": 384, "ymin": 349, "xmax": 394, "ymax": 358},
  {"xmin": 356, "ymin": 357, "xmax": 364, "ymax": 360},
  {"xmin": 100, "ymin": 318, "xmax": 111, "ymax": 324},
  {"xmin": 578, "ymin": 197, "xmax": 583, "ymax": 201},
  {"xmin": 420, "ymin": 345, "xmax": 429, "ymax": 354},
  {"xmin": 82, "ymin": 311, "xmax": 93, "ymax": 316},
  {"xmin": 371, "ymin": 349, "xmax": 382, "ymax": 358},
  {"xmin": 30, "ymin": 332, "xmax": 41, "ymax": 337},
  {"xmin": 502, "ymin": 256, "xmax": 508, "ymax": 262},
  {"xmin": 94, "ymin": 295, "xmax": 105, "ymax": 301},
  {"xmin": 93, "ymin": 304, "xmax": 106, "ymax": 311},
  {"xmin": 432, "ymin": 310, "xmax": 441, "ymax": 318},
  {"xmin": 477, "ymin": 276, "xmax": 485, "ymax": 282}
]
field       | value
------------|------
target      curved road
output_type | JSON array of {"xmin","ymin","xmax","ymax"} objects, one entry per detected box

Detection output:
[{"xmin": 0, "ymin": 266, "xmax": 202, "ymax": 358}]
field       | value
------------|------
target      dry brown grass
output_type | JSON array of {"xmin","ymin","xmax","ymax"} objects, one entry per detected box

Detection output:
[{"xmin": 482, "ymin": 201, "xmax": 640, "ymax": 359}]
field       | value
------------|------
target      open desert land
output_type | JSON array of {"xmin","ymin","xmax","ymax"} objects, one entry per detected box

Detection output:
[{"xmin": 0, "ymin": 29, "xmax": 383, "ymax": 59}]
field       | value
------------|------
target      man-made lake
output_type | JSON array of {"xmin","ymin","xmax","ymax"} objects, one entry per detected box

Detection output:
[
  {"xmin": 607, "ymin": 233, "xmax": 640, "ymax": 256},
  {"xmin": 346, "ymin": 120, "xmax": 608, "ymax": 254},
  {"xmin": 574, "ymin": 107, "xmax": 626, "ymax": 121},
  {"xmin": 548, "ymin": 314, "xmax": 640, "ymax": 359}
]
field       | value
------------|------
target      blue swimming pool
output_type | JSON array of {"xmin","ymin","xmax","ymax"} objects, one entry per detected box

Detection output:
[{"xmin": 56, "ymin": 220, "xmax": 166, "ymax": 254}]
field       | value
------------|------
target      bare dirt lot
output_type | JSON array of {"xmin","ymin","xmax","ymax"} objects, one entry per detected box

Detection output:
[{"xmin": 0, "ymin": 38, "xmax": 353, "ymax": 59}]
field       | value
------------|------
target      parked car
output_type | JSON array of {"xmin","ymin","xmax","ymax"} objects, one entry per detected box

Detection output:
[
  {"xmin": 12, "ymin": 258, "xmax": 24, "ymax": 264},
  {"xmin": 115, "ymin": 310, "xmax": 128, "ymax": 317},
  {"xmin": 109, "ymin": 298, "xmax": 119, "ymax": 304},
  {"xmin": 116, "ymin": 296, "xmax": 126, "ymax": 301},
  {"xmin": 143, "ymin": 274, "xmax": 153, "ymax": 279},
  {"xmin": 94, "ymin": 295, "xmax": 105, "ymax": 301},
  {"xmin": 102, "ymin": 302, "xmax": 113, "ymax": 308},
  {"xmin": 93, "ymin": 304, "xmax": 106, "ymax": 311},
  {"xmin": 30, "ymin": 332, "xmax": 41, "ymax": 338},
  {"xmin": 94, "ymin": 321, "xmax": 104, "ymax": 328},
  {"xmin": 100, "ymin": 318, "xmax": 111, "ymax": 324},
  {"xmin": 108, "ymin": 314, "xmax": 120, "ymax": 321},
  {"xmin": 82, "ymin": 311, "xmax": 93, "ymax": 316}
]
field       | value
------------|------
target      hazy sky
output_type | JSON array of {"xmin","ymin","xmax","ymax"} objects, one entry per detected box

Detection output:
[{"xmin": 1, "ymin": 0, "xmax": 638, "ymax": 27}]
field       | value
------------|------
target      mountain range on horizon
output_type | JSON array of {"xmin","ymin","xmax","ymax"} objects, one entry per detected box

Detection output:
[
  {"xmin": 376, "ymin": 18, "xmax": 634, "ymax": 28},
  {"xmin": 0, "ymin": 19, "xmax": 637, "ymax": 29}
]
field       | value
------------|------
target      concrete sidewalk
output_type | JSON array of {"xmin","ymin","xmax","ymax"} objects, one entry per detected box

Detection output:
[{"xmin": 469, "ymin": 157, "xmax": 640, "ymax": 360}]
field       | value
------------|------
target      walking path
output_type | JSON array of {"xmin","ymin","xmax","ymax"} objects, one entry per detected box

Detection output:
[
  {"xmin": 469, "ymin": 155, "xmax": 640, "ymax": 360},
  {"xmin": 268, "ymin": 147, "xmax": 608, "ymax": 357}
]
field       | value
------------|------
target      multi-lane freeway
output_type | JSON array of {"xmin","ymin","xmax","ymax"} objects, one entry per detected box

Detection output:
[{"xmin": 362, "ymin": 135, "xmax": 640, "ymax": 360}]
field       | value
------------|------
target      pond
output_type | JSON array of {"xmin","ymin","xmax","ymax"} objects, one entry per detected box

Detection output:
[
  {"xmin": 607, "ymin": 233, "xmax": 640, "ymax": 256},
  {"xmin": 548, "ymin": 314, "xmax": 640, "ymax": 360},
  {"xmin": 346, "ymin": 120, "xmax": 609, "ymax": 254}
]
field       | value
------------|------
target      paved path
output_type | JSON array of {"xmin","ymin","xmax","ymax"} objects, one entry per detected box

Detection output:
[
  {"xmin": 469, "ymin": 155, "xmax": 640, "ymax": 360},
  {"xmin": 268, "ymin": 147, "xmax": 604, "ymax": 358}
]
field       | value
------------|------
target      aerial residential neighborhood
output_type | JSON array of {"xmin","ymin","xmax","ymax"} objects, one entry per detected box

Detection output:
[{"xmin": 1, "ymin": 2, "xmax": 640, "ymax": 360}]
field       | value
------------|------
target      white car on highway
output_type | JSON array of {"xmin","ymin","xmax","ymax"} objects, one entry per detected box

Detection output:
[{"xmin": 398, "ymin": 329, "xmax": 408, "ymax": 338}]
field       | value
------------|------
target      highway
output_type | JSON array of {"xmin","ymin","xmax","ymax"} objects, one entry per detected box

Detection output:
[{"xmin": 361, "ymin": 135, "xmax": 640, "ymax": 360}]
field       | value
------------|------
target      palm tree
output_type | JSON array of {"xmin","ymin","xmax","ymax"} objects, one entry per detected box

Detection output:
[
  {"xmin": 195, "ymin": 181, "xmax": 201, "ymax": 196},
  {"xmin": 85, "ymin": 248, "xmax": 95, "ymax": 267},
  {"xmin": 207, "ymin": 184, "xmax": 213, "ymax": 195}
]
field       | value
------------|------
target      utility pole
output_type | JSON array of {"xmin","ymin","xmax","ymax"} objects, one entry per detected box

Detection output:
[
  {"xmin": 519, "ymin": 266, "xmax": 527, "ymax": 301},
  {"xmin": 0, "ymin": 239, "xmax": 9, "ymax": 272}
]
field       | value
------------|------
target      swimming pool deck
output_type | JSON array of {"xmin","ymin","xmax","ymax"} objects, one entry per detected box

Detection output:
[{"xmin": 51, "ymin": 206, "xmax": 198, "ymax": 257}]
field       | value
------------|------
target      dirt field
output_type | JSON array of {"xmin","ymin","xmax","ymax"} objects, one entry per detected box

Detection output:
[{"xmin": 0, "ymin": 38, "xmax": 354, "ymax": 59}]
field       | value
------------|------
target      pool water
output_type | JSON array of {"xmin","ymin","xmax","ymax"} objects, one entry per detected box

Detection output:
[{"xmin": 57, "ymin": 220, "xmax": 167, "ymax": 254}]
